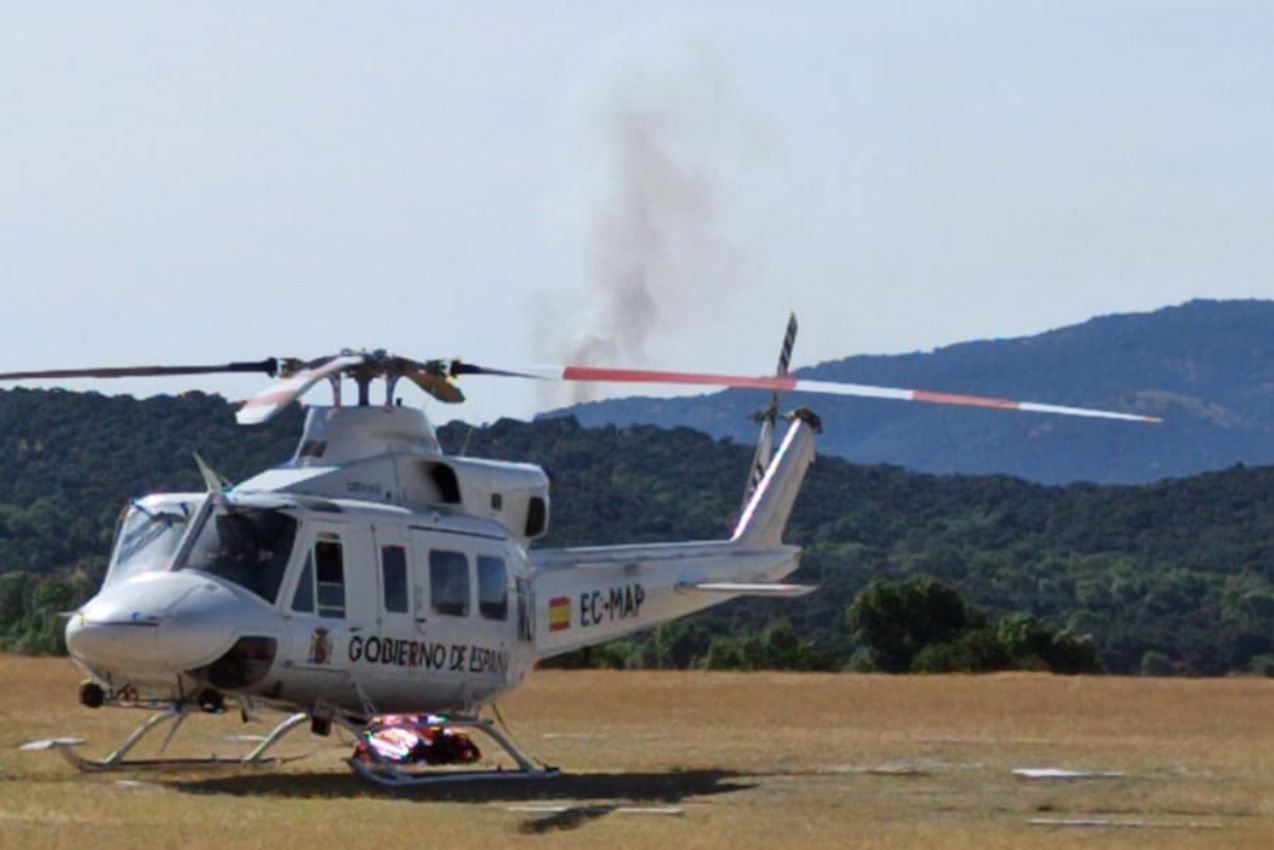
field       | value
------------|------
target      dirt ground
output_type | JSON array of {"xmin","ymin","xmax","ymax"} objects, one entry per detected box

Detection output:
[{"xmin": 2, "ymin": 655, "xmax": 1273, "ymax": 849}]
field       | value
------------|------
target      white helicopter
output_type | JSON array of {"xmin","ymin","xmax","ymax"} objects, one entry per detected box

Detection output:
[{"xmin": 9, "ymin": 320, "xmax": 1158, "ymax": 785}]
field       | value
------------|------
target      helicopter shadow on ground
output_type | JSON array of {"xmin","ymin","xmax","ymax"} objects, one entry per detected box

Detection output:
[
  {"xmin": 170, "ymin": 768, "xmax": 757, "ymax": 833},
  {"xmin": 170, "ymin": 767, "xmax": 756, "ymax": 806}
]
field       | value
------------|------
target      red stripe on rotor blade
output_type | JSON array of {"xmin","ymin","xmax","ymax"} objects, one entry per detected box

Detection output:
[
  {"xmin": 912, "ymin": 390, "xmax": 1021, "ymax": 411},
  {"xmin": 560, "ymin": 366, "xmax": 798, "ymax": 392}
]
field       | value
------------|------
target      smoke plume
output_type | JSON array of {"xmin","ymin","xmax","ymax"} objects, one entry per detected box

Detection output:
[{"xmin": 538, "ymin": 55, "xmax": 763, "ymax": 405}]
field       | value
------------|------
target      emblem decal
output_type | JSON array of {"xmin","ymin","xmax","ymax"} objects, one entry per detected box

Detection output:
[
  {"xmin": 548, "ymin": 596, "xmax": 571, "ymax": 632},
  {"xmin": 308, "ymin": 627, "xmax": 333, "ymax": 665}
]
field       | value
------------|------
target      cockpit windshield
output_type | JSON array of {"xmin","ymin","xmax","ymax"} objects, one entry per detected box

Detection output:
[
  {"xmin": 105, "ymin": 499, "xmax": 193, "ymax": 588},
  {"xmin": 178, "ymin": 505, "xmax": 298, "ymax": 604}
]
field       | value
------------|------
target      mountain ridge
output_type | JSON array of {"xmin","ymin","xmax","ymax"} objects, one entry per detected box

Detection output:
[{"xmin": 543, "ymin": 299, "xmax": 1274, "ymax": 484}]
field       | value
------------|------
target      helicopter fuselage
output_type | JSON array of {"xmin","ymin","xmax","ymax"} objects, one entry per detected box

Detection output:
[
  {"xmin": 64, "ymin": 404, "xmax": 816, "ymax": 726},
  {"xmin": 69, "ymin": 492, "xmax": 539, "ymax": 718}
]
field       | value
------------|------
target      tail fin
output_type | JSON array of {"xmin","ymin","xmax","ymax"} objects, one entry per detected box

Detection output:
[
  {"xmin": 742, "ymin": 312, "xmax": 799, "ymax": 508},
  {"xmin": 731, "ymin": 409, "xmax": 819, "ymax": 549}
]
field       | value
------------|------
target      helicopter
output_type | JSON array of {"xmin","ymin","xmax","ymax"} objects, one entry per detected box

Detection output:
[{"xmin": 9, "ymin": 319, "xmax": 1159, "ymax": 786}]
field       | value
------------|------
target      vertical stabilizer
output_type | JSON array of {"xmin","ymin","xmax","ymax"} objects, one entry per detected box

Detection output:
[
  {"xmin": 731, "ymin": 410, "xmax": 818, "ymax": 549},
  {"xmin": 530, "ymin": 408, "xmax": 818, "ymax": 661}
]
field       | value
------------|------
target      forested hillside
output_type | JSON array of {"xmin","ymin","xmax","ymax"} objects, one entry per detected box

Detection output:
[
  {"xmin": 3, "ymin": 387, "xmax": 1274, "ymax": 674},
  {"xmin": 549, "ymin": 299, "xmax": 1274, "ymax": 484}
]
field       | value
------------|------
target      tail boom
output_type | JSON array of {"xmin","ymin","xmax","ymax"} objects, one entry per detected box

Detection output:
[
  {"xmin": 531, "ymin": 542, "xmax": 801, "ymax": 660},
  {"xmin": 529, "ymin": 417, "xmax": 817, "ymax": 661}
]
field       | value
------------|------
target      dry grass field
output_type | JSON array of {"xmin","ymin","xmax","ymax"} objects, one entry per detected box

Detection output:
[{"xmin": 2, "ymin": 655, "xmax": 1273, "ymax": 849}]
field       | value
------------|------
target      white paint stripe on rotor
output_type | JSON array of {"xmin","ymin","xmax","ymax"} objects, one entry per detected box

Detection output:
[
  {"xmin": 1018, "ymin": 402, "xmax": 1159, "ymax": 422},
  {"xmin": 793, "ymin": 379, "xmax": 913, "ymax": 400}
]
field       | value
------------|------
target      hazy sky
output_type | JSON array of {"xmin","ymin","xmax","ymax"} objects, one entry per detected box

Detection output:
[{"xmin": 2, "ymin": 2, "xmax": 1270, "ymax": 425}]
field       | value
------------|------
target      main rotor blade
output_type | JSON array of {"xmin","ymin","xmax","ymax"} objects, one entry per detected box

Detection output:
[
  {"xmin": 451, "ymin": 362, "xmax": 1161, "ymax": 424},
  {"xmin": 402, "ymin": 367, "xmax": 465, "ymax": 404},
  {"xmin": 236, "ymin": 354, "xmax": 366, "ymax": 425},
  {"xmin": 0, "ymin": 359, "xmax": 278, "ymax": 381}
]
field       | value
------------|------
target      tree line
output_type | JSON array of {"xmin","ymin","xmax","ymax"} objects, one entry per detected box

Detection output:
[{"xmin": 3, "ymin": 388, "xmax": 1274, "ymax": 674}]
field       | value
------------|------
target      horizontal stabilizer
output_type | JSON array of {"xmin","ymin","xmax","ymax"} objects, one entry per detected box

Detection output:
[{"xmin": 677, "ymin": 582, "xmax": 817, "ymax": 598}]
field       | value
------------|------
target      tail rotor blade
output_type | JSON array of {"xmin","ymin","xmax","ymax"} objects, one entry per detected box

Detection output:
[{"xmin": 745, "ymin": 312, "xmax": 799, "ymax": 508}]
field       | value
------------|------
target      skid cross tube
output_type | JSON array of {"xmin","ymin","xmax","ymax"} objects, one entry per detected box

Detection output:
[{"xmin": 23, "ymin": 709, "xmax": 311, "ymax": 773}]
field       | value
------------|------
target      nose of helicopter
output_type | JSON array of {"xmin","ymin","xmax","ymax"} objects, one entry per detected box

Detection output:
[
  {"xmin": 64, "ymin": 608, "xmax": 160, "ymax": 667},
  {"xmin": 159, "ymin": 578, "xmax": 244, "ymax": 667},
  {"xmin": 66, "ymin": 572, "xmax": 241, "ymax": 675}
]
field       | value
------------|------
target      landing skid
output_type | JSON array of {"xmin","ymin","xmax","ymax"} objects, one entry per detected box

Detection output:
[
  {"xmin": 346, "ymin": 715, "xmax": 560, "ymax": 788},
  {"xmin": 21, "ymin": 709, "xmax": 311, "ymax": 773},
  {"xmin": 23, "ymin": 708, "xmax": 559, "ymax": 787}
]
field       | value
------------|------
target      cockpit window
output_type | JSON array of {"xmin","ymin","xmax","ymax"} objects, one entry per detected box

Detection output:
[
  {"xmin": 178, "ymin": 506, "xmax": 298, "ymax": 604},
  {"xmin": 105, "ymin": 502, "xmax": 191, "ymax": 587}
]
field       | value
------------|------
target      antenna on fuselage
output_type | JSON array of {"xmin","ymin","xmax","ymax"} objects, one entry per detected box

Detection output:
[{"xmin": 193, "ymin": 452, "xmax": 232, "ymax": 493}]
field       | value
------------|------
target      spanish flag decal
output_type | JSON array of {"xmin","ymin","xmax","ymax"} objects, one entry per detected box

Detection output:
[{"xmin": 548, "ymin": 596, "xmax": 571, "ymax": 632}]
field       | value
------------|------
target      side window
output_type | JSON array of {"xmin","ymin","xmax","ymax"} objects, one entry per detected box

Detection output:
[
  {"xmin": 381, "ymin": 545, "xmax": 409, "ymax": 614},
  {"xmin": 291, "ymin": 554, "xmax": 315, "ymax": 613},
  {"xmin": 477, "ymin": 555, "xmax": 508, "ymax": 621},
  {"xmin": 525, "ymin": 497, "xmax": 547, "ymax": 537},
  {"xmin": 429, "ymin": 550, "xmax": 470, "ymax": 617},
  {"xmin": 315, "ymin": 536, "xmax": 345, "ymax": 619}
]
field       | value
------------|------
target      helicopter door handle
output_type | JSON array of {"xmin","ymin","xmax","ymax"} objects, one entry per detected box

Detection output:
[{"xmin": 348, "ymin": 626, "xmax": 363, "ymax": 634}]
